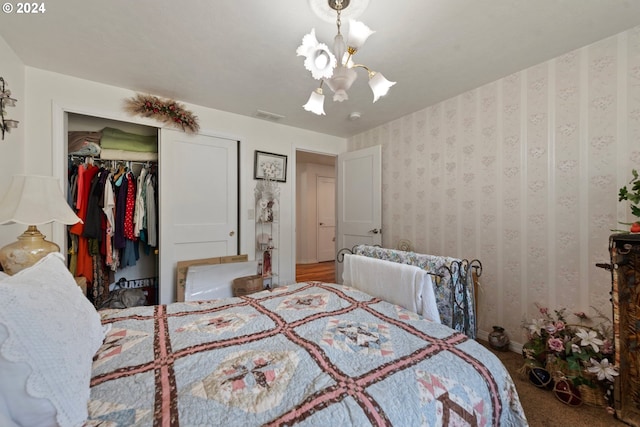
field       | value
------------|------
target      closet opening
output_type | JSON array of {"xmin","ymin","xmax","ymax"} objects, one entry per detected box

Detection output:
[{"xmin": 66, "ymin": 112, "xmax": 159, "ymax": 309}]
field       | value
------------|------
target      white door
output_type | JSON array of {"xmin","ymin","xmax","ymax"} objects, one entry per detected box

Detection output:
[
  {"xmin": 317, "ymin": 176, "xmax": 335, "ymax": 262},
  {"xmin": 336, "ymin": 145, "xmax": 382, "ymax": 283},
  {"xmin": 159, "ymin": 129, "xmax": 238, "ymax": 303}
]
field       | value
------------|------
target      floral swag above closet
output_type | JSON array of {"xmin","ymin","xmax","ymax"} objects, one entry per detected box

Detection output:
[{"xmin": 124, "ymin": 93, "xmax": 200, "ymax": 134}]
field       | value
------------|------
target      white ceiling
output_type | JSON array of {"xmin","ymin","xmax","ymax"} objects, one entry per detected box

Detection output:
[{"xmin": 1, "ymin": 0, "xmax": 640, "ymax": 138}]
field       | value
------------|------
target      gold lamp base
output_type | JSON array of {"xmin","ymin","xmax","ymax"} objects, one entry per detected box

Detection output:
[{"xmin": 0, "ymin": 225, "xmax": 60, "ymax": 275}]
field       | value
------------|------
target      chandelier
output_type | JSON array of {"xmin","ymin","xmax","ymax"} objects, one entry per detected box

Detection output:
[{"xmin": 297, "ymin": 0, "xmax": 395, "ymax": 115}]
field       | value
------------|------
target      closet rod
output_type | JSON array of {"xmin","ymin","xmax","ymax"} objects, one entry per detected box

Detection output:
[
  {"xmin": 68, "ymin": 155, "xmax": 157, "ymax": 166},
  {"xmin": 116, "ymin": 160, "xmax": 157, "ymax": 166}
]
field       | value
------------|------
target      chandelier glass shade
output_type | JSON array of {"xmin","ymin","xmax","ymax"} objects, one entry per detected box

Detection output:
[
  {"xmin": 297, "ymin": 0, "xmax": 395, "ymax": 115},
  {"xmin": 302, "ymin": 88, "xmax": 326, "ymax": 115}
]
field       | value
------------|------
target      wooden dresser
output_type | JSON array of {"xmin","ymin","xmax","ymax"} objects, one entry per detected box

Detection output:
[{"xmin": 608, "ymin": 233, "xmax": 640, "ymax": 426}]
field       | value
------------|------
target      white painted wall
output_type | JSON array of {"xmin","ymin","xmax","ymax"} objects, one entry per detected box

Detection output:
[
  {"xmin": 0, "ymin": 37, "xmax": 26, "ymax": 251},
  {"xmin": 3, "ymin": 64, "xmax": 346, "ymax": 287}
]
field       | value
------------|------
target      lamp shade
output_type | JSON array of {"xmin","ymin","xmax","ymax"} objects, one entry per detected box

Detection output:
[{"xmin": 0, "ymin": 175, "xmax": 81, "ymax": 226}]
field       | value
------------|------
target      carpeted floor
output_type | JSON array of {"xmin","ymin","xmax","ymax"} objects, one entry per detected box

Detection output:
[{"xmin": 479, "ymin": 340, "xmax": 626, "ymax": 426}]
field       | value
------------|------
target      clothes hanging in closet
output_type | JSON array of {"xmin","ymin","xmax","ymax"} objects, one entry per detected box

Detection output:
[
  {"xmin": 69, "ymin": 162, "xmax": 100, "ymax": 284},
  {"xmin": 68, "ymin": 159, "xmax": 158, "ymax": 306}
]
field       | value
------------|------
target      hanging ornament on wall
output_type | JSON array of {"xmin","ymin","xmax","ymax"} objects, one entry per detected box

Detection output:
[
  {"xmin": 124, "ymin": 93, "xmax": 200, "ymax": 134},
  {"xmin": 396, "ymin": 239, "xmax": 413, "ymax": 252}
]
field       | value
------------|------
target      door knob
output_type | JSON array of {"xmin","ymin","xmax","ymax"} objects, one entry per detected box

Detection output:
[
  {"xmin": 229, "ymin": 231, "xmax": 235, "ymax": 236},
  {"xmin": 319, "ymin": 222, "xmax": 324, "ymax": 225},
  {"xmin": 369, "ymin": 228, "xmax": 380, "ymax": 234}
]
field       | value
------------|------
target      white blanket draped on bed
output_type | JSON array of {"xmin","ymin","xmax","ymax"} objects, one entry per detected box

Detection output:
[{"xmin": 342, "ymin": 253, "xmax": 441, "ymax": 323}]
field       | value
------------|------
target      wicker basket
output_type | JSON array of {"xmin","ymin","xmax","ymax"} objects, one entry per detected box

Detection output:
[
  {"xmin": 545, "ymin": 357, "xmax": 608, "ymax": 407},
  {"xmin": 232, "ymin": 274, "xmax": 263, "ymax": 296},
  {"xmin": 578, "ymin": 382, "xmax": 608, "ymax": 407}
]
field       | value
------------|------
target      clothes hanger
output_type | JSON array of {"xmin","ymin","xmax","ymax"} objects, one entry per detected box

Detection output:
[{"xmin": 113, "ymin": 163, "xmax": 126, "ymax": 181}]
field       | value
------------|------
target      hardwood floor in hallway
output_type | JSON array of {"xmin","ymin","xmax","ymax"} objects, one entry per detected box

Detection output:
[{"xmin": 295, "ymin": 261, "xmax": 336, "ymax": 283}]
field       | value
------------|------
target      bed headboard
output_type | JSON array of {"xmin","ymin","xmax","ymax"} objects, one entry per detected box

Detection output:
[{"xmin": 337, "ymin": 244, "xmax": 481, "ymax": 338}]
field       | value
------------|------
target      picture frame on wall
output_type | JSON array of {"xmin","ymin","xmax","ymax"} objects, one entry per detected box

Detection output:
[{"xmin": 254, "ymin": 150, "xmax": 287, "ymax": 182}]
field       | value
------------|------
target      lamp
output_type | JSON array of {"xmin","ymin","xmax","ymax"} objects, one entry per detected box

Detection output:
[
  {"xmin": 0, "ymin": 175, "xmax": 81, "ymax": 275},
  {"xmin": 297, "ymin": 0, "xmax": 396, "ymax": 115},
  {"xmin": 0, "ymin": 77, "xmax": 19, "ymax": 140}
]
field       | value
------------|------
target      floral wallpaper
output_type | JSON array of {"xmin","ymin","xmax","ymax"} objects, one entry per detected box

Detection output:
[{"xmin": 348, "ymin": 26, "xmax": 640, "ymax": 346}]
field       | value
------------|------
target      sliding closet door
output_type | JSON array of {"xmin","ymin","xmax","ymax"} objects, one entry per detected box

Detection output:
[{"xmin": 159, "ymin": 129, "xmax": 238, "ymax": 303}]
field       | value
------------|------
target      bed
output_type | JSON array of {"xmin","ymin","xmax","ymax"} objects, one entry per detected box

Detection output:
[{"xmin": 0, "ymin": 253, "xmax": 528, "ymax": 427}]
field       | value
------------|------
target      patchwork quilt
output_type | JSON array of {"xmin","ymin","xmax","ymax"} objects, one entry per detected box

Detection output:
[{"xmin": 88, "ymin": 283, "xmax": 528, "ymax": 426}]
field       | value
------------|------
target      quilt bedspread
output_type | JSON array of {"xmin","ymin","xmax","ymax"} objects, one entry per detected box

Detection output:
[{"xmin": 88, "ymin": 282, "xmax": 527, "ymax": 426}]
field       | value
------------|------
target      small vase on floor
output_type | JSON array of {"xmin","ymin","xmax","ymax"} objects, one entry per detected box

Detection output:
[{"xmin": 488, "ymin": 325, "xmax": 510, "ymax": 351}]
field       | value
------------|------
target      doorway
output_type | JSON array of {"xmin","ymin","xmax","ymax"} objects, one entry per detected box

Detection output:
[{"xmin": 295, "ymin": 150, "xmax": 337, "ymax": 282}]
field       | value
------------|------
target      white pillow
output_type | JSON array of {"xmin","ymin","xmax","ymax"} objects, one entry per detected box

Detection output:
[
  {"xmin": 0, "ymin": 324, "xmax": 58, "ymax": 427},
  {"xmin": 0, "ymin": 271, "xmax": 8, "ymax": 280},
  {"xmin": 0, "ymin": 252, "xmax": 105, "ymax": 427}
]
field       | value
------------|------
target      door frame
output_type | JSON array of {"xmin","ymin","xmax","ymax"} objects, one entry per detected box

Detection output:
[{"xmin": 291, "ymin": 148, "xmax": 337, "ymax": 272}]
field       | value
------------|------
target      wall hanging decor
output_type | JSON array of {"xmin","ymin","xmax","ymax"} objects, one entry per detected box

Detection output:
[
  {"xmin": 124, "ymin": 93, "xmax": 199, "ymax": 134},
  {"xmin": 396, "ymin": 239, "xmax": 414, "ymax": 252},
  {"xmin": 0, "ymin": 77, "xmax": 19, "ymax": 140},
  {"xmin": 254, "ymin": 150, "xmax": 287, "ymax": 182}
]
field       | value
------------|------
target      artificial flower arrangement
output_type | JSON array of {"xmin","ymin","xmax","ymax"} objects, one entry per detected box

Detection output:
[
  {"xmin": 124, "ymin": 93, "xmax": 200, "ymax": 134},
  {"xmin": 521, "ymin": 304, "xmax": 618, "ymax": 410},
  {"xmin": 618, "ymin": 169, "xmax": 640, "ymax": 233}
]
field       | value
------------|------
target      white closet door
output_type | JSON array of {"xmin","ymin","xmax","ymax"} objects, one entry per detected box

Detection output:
[{"xmin": 159, "ymin": 129, "xmax": 238, "ymax": 303}]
